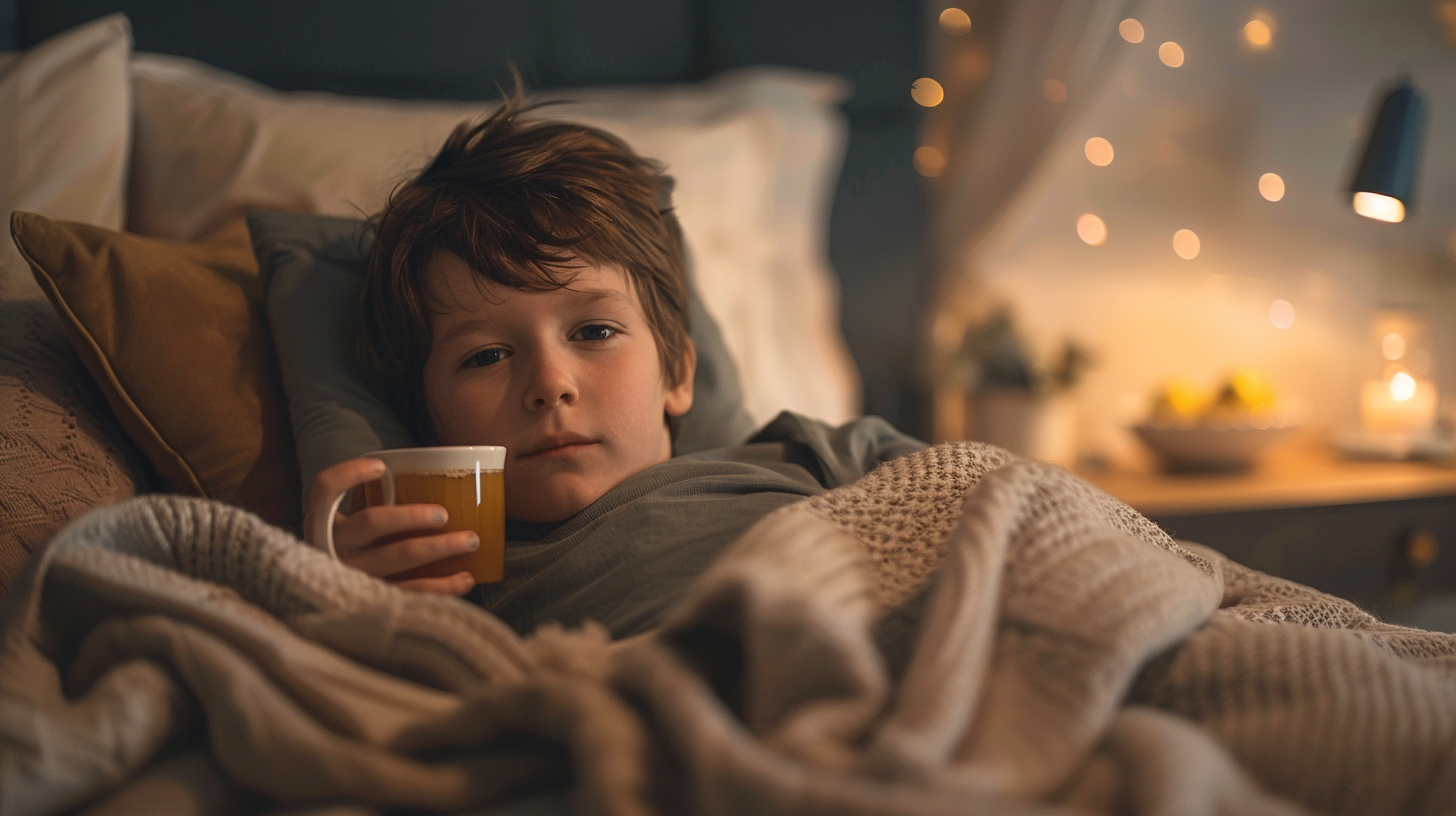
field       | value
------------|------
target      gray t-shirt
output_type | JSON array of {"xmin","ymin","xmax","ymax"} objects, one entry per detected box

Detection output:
[{"xmin": 471, "ymin": 412, "xmax": 925, "ymax": 637}]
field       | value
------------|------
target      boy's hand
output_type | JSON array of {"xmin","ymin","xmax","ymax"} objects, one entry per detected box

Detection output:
[{"xmin": 304, "ymin": 458, "xmax": 478, "ymax": 596}]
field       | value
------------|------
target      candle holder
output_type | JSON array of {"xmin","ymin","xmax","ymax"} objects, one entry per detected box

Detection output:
[{"xmin": 1337, "ymin": 308, "xmax": 1448, "ymax": 459}]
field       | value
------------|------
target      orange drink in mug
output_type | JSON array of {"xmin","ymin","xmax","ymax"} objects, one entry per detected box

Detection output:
[{"xmin": 312, "ymin": 446, "xmax": 506, "ymax": 583}]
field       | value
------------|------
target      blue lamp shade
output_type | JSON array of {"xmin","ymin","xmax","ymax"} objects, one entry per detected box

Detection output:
[{"xmin": 1349, "ymin": 80, "xmax": 1425, "ymax": 223}]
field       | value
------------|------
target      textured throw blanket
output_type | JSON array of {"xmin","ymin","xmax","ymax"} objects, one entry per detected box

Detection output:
[{"xmin": 3, "ymin": 443, "xmax": 1455, "ymax": 815}]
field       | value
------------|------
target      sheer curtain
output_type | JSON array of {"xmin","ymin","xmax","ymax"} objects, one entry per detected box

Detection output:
[{"xmin": 923, "ymin": 0, "xmax": 1135, "ymax": 440}]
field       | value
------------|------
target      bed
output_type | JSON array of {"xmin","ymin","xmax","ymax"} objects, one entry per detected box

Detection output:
[
  {"xmin": 3, "ymin": 7, "xmax": 1456, "ymax": 816},
  {"xmin": 0, "ymin": 0, "xmax": 928, "ymax": 583},
  {"xmin": 0, "ymin": 0, "xmax": 926, "ymax": 565}
]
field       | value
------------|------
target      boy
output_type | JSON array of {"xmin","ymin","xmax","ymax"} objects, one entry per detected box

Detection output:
[{"xmin": 306, "ymin": 89, "xmax": 922, "ymax": 636}]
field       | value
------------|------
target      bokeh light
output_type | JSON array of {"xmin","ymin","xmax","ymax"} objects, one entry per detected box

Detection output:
[
  {"xmin": 911, "ymin": 77, "xmax": 945, "ymax": 107},
  {"xmin": 1244, "ymin": 19, "xmax": 1272, "ymax": 48},
  {"xmin": 1119, "ymin": 19, "xmax": 1145, "ymax": 43},
  {"xmin": 1084, "ymin": 137, "xmax": 1114, "ymax": 166},
  {"xmin": 939, "ymin": 8, "xmax": 973, "ymax": 35},
  {"xmin": 1258, "ymin": 172, "xmax": 1285, "ymax": 202},
  {"xmin": 914, "ymin": 146, "xmax": 947, "ymax": 177},
  {"xmin": 1042, "ymin": 79, "xmax": 1067, "ymax": 103},
  {"xmin": 1390, "ymin": 371, "xmax": 1417, "ymax": 401},
  {"xmin": 1383, "ymin": 332, "xmax": 1407, "ymax": 361},
  {"xmin": 1159, "ymin": 41, "xmax": 1185, "ymax": 67},
  {"xmin": 1269, "ymin": 299, "xmax": 1295, "ymax": 329},
  {"xmin": 1243, "ymin": 14, "xmax": 1276, "ymax": 49},
  {"xmin": 1077, "ymin": 214, "xmax": 1108, "ymax": 246},
  {"xmin": 1173, "ymin": 229, "xmax": 1200, "ymax": 259}
]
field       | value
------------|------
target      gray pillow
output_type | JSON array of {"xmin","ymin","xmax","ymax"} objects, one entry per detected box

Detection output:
[{"xmin": 248, "ymin": 211, "xmax": 756, "ymax": 510}]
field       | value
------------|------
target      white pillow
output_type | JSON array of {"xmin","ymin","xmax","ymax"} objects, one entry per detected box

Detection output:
[
  {"xmin": 129, "ymin": 55, "xmax": 860, "ymax": 424},
  {"xmin": 537, "ymin": 70, "xmax": 863, "ymax": 425},
  {"xmin": 0, "ymin": 14, "xmax": 132, "ymax": 302}
]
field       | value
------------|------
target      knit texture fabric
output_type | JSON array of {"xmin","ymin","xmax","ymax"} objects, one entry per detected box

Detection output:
[
  {"xmin": 2, "ymin": 443, "xmax": 1453, "ymax": 815},
  {"xmin": 0, "ymin": 300, "xmax": 148, "ymax": 594}
]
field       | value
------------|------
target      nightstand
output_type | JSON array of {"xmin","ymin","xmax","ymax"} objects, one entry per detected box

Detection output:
[{"xmin": 1081, "ymin": 433, "xmax": 1456, "ymax": 618}]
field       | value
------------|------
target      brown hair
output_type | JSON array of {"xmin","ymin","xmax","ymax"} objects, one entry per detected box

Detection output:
[{"xmin": 358, "ymin": 85, "xmax": 693, "ymax": 442}]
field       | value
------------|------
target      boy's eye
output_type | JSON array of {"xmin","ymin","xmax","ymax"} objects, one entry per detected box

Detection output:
[
  {"xmin": 574, "ymin": 324, "xmax": 618, "ymax": 342},
  {"xmin": 465, "ymin": 347, "xmax": 510, "ymax": 368}
]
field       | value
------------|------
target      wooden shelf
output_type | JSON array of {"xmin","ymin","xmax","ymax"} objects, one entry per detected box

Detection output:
[{"xmin": 1080, "ymin": 432, "xmax": 1456, "ymax": 516}]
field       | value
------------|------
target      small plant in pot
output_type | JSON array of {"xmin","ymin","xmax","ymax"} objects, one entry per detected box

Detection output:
[{"xmin": 946, "ymin": 308, "xmax": 1093, "ymax": 464}]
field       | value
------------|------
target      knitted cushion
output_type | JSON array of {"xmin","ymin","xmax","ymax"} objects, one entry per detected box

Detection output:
[{"xmin": 0, "ymin": 300, "xmax": 149, "ymax": 594}]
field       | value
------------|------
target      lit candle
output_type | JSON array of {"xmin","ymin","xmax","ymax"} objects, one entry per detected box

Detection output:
[{"xmin": 1360, "ymin": 372, "xmax": 1437, "ymax": 434}]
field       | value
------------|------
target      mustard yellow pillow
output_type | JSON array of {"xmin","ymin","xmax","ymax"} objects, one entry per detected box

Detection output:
[{"xmin": 11, "ymin": 211, "xmax": 302, "ymax": 534}]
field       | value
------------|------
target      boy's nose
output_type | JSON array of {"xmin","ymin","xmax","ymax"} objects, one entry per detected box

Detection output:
[
  {"xmin": 529, "ymin": 389, "xmax": 575, "ymax": 410},
  {"xmin": 523, "ymin": 351, "xmax": 578, "ymax": 411}
]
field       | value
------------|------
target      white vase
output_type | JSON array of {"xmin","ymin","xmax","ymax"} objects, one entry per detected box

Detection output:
[{"xmin": 970, "ymin": 390, "xmax": 1078, "ymax": 466}]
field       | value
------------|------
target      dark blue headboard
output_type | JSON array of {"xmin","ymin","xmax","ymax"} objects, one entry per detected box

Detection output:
[{"xmin": 2, "ymin": 0, "xmax": 928, "ymax": 435}]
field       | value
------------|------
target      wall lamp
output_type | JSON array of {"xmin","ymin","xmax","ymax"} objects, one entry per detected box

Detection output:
[{"xmin": 1349, "ymin": 78, "xmax": 1425, "ymax": 223}]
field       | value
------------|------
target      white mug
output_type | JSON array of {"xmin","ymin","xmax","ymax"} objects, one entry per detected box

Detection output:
[{"xmin": 312, "ymin": 446, "xmax": 507, "ymax": 582}]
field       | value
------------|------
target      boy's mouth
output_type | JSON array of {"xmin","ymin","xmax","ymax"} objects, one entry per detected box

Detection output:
[{"xmin": 519, "ymin": 434, "xmax": 599, "ymax": 458}]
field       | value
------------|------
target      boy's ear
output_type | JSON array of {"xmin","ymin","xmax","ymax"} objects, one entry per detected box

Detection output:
[{"xmin": 664, "ymin": 340, "xmax": 696, "ymax": 418}]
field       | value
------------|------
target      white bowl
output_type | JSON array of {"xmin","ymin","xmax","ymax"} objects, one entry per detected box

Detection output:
[{"xmin": 1133, "ymin": 422, "xmax": 1298, "ymax": 471}]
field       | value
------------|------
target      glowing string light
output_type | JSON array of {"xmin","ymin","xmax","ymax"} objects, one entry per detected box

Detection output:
[
  {"xmin": 1084, "ymin": 137, "xmax": 1114, "ymax": 166},
  {"xmin": 1259, "ymin": 173, "xmax": 1285, "ymax": 201},
  {"xmin": 1159, "ymin": 41, "xmax": 1185, "ymax": 67},
  {"xmin": 914, "ymin": 146, "xmax": 946, "ymax": 177},
  {"xmin": 911, "ymin": 77, "xmax": 945, "ymax": 107},
  {"xmin": 1269, "ymin": 299, "xmax": 1295, "ymax": 329},
  {"xmin": 1173, "ymin": 229, "xmax": 1200, "ymax": 259},
  {"xmin": 939, "ymin": 8, "xmax": 972, "ymax": 35},
  {"xmin": 1244, "ymin": 18, "xmax": 1273, "ymax": 48},
  {"xmin": 1077, "ymin": 214, "xmax": 1108, "ymax": 246}
]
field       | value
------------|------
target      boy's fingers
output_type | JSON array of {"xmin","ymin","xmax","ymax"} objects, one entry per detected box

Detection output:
[
  {"xmin": 304, "ymin": 458, "xmax": 386, "ymax": 548},
  {"xmin": 311, "ymin": 458, "xmax": 386, "ymax": 507},
  {"xmin": 333, "ymin": 503, "xmax": 449, "ymax": 554},
  {"xmin": 341, "ymin": 530, "xmax": 479, "ymax": 578},
  {"xmin": 396, "ymin": 572, "xmax": 476, "ymax": 596}
]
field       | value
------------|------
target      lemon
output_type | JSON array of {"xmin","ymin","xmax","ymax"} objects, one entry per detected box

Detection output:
[
  {"xmin": 1203, "ymin": 369, "xmax": 1277, "ymax": 426},
  {"xmin": 1221, "ymin": 369, "xmax": 1277, "ymax": 411},
  {"xmin": 1149, "ymin": 377, "xmax": 1207, "ymax": 424}
]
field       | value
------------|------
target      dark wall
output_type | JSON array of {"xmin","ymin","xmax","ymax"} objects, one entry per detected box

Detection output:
[{"xmin": 2, "ymin": 0, "xmax": 929, "ymax": 436}]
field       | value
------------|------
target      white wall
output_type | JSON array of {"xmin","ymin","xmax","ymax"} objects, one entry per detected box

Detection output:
[{"xmin": 975, "ymin": 0, "xmax": 1456, "ymax": 465}]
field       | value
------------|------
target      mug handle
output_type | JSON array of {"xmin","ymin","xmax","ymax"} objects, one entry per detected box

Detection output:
[{"xmin": 309, "ymin": 462, "xmax": 396, "ymax": 560}]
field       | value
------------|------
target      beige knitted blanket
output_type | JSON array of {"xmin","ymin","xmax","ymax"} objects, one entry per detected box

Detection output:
[{"xmin": 3, "ymin": 444, "xmax": 1455, "ymax": 815}]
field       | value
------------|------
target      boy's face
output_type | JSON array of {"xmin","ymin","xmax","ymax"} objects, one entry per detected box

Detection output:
[{"xmin": 420, "ymin": 251, "xmax": 694, "ymax": 523}]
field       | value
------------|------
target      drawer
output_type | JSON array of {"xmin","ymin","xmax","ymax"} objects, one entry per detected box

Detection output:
[{"xmin": 1149, "ymin": 495, "xmax": 1456, "ymax": 616}]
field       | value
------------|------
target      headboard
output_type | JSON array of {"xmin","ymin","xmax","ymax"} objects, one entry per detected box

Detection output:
[{"xmin": 1, "ymin": 0, "xmax": 928, "ymax": 436}]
